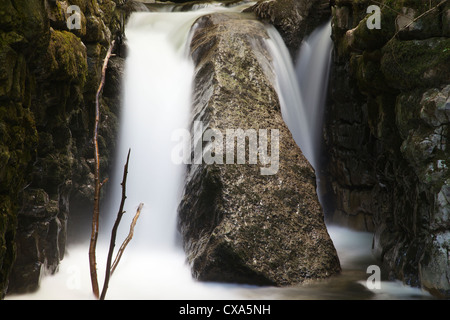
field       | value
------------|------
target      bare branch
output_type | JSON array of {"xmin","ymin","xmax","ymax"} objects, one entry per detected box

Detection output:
[
  {"xmin": 100, "ymin": 148, "xmax": 131, "ymax": 300},
  {"xmin": 111, "ymin": 202, "xmax": 144, "ymax": 276},
  {"xmin": 392, "ymin": 0, "xmax": 447, "ymax": 40},
  {"xmin": 89, "ymin": 39, "xmax": 116, "ymax": 299}
]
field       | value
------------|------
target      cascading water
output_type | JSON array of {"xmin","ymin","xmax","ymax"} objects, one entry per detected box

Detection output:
[
  {"xmin": 265, "ymin": 22, "xmax": 332, "ymax": 171},
  {"xmin": 295, "ymin": 23, "xmax": 333, "ymax": 169},
  {"xmin": 6, "ymin": 3, "xmax": 431, "ymax": 300},
  {"xmin": 106, "ymin": 11, "xmax": 202, "ymax": 256}
]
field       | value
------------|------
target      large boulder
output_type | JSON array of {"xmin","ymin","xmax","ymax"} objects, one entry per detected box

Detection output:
[{"xmin": 178, "ymin": 13, "xmax": 340, "ymax": 286}]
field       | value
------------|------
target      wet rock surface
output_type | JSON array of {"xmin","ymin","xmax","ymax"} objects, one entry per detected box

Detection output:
[
  {"xmin": 325, "ymin": 0, "xmax": 450, "ymax": 297},
  {"xmin": 178, "ymin": 12, "xmax": 340, "ymax": 286},
  {"xmin": 0, "ymin": 0, "xmax": 124, "ymax": 296},
  {"xmin": 249, "ymin": 0, "xmax": 331, "ymax": 56}
]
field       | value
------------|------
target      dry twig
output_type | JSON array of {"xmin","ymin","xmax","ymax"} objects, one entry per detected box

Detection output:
[
  {"xmin": 89, "ymin": 40, "xmax": 116, "ymax": 299},
  {"xmin": 111, "ymin": 202, "xmax": 144, "ymax": 275},
  {"xmin": 393, "ymin": 0, "xmax": 447, "ymax": 39},
  {"xmin": 100, "ymin": 149, "xmax": 131, "ymax": 300}
]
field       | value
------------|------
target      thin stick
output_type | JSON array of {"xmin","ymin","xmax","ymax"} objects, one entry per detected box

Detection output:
[
  {"xmin": 89, "ymin": 39, "xmax": 116, "ymax": 299},
  {"xmin": 100, "ymin": 149, "xmax": 131, "ymax": 300},
  {"xmin": 389, "ymin": 0, "xmax": 447, "ymax": 41},
  {"xmin": 111, "ymin": 202, "xmax": 144, "ymax": 275}
]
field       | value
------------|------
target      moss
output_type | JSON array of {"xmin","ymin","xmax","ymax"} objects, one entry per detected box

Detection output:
[
  {"xmin": 381, "ymin": 37, "xmax": 450, "ymax": 90},
  {"xmin": 45, "ymin": 30, "xmax": 88, "ymax": 85},
  {"xmin": 0, "ymin": 1, "xmax": 18, "ymax": 31},
  {"xmin": 350, "ymin": 5, "xmax": 397, "ymax": 50},
  {"xmin": 351, "ymin": 50, "xmax": 393, "ymax": 94},
  {"xmin": 9, "ymin": 0, "xmax": 49, "ymax": 58}
]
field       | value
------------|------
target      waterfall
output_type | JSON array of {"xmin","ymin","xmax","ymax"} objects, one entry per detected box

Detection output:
[
  {"xmin": 295, "ymin": 23, "xmax": 333, "ymax": 168},
  {"xmin": 265, "ymin": 22, "xmax": 333, "ymax": 220},
  {"xmin": 6, "ymin": 6, "xmax": 430, "ymax": 300},
  {"xmin": 265, "ymin": 22, "xmax": 332, "ymax": 170},
  {"xmin": 105, "ymin": 12, "xmax": 195, "ymax": 253},
  {"xmin": 105, "ymin": 2, "xmax": 257, "ymax": 252}
]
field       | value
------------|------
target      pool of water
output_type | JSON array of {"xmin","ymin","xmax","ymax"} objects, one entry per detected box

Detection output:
[{"xmin": 6, "ymin": 225, "xmax": 433, "ymax": 300}]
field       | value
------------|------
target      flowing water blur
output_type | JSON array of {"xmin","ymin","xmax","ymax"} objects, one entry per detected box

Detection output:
[{"xmin": 6, "ymin": 3, "xmax": 432, "ymax": 300}]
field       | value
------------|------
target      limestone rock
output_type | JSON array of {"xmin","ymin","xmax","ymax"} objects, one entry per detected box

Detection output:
[{"xmin": 178, "ymin": 13, "xmax": 340, "ymax": 286}]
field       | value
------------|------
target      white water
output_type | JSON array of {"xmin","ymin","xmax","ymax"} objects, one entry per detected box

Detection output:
[
  {"xmin": 6, "ymin": 4, "xmax": 432, "ymax": 300},
  {"xmin": 295, "ymin": 23, "xmax": 333, "ymax": 168},
  {"xmin": 265, "ymin": 22, "xmax": 332, "ymax": 170}
]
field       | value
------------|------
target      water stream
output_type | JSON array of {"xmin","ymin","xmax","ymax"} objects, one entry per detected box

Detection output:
[{"xmin": 6, "ymin": 3, "xmax": 432, "ymax": 300}]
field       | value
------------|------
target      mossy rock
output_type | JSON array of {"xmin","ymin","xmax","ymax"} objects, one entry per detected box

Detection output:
[
  {"xmin": 70, "ymin": 0, "xmax": 100, "ymax": 15},
  {"xmin": 419, "ymin": 85, "xmax": 450, "ymax": 127},
  {"xmin": 0, "ymin": 44, "xmax": 17, "ymax": 98},
  {"xmin": 250, "ymin": 0, "xmax": 331, "ymax": 55},
  {"xmin": 350, "ymin": 50, "xmax": 392, "ymax": 94},
  {"xmin": 335, "ymin": 0, "xmax": 445, "ymax": 55},
  {"xmin": 0, "ymin": 102, "xmax": 38, "ymax": 195},
  {"xmin": 381, "ymin": 37, "xmax": 450, "ymax": 90},
  {"xmin": 394, "ymin": 5, "xmax": 442, "ymax": 40},
  {"xmin": 0, "ymin": 1, "xmax": 18, "ymax": 31},
  {"xmin": 7, "ymin": 0, "xmax": 49, "ymax": 57},
  {"xmin": 0, "ymin": 0, "xmax": 122, "ymax": 297},
  {"xmin": 47, "ymin": 0, "xmax": 87, "ymax": 37},
  {"xmin": 45, "ymin": 29, "xmax": 88, "ymax": 84}
]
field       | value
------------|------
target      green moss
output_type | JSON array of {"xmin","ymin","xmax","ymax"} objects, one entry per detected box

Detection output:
[
  {"xmin": 9, "ymin": 0, "xmax": 49, "ymax": 57},
  {"xmin": 381, "ymin": 37, "xmax": 450, "ymax": 90},
  {"xmin": 46, "ymin": 30, "xmax": 88, "ymax": 84},
  {"xmin": 0, "ymin": 1, "xmax": 18, "ymax": 31},
  {"xmin": 351, "ymin": 6, "xmax": 397, "ymax": 50}
]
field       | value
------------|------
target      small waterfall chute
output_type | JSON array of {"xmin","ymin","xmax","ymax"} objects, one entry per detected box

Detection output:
[{"xmin": 265, "ymin": 22, "xmax": 333, "ymax": 170}]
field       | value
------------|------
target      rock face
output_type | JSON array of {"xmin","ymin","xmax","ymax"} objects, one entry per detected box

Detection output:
[
  {"xmin": 0, "ymin": 0, "xmax": 124, "ymax": 297},
  {"xmin": 324, "ymin": 0, "xmax": 450, "ymax": 297},
  {"xmin": 178, "ymin": 13, "xmax": 341, "ymax": 286},
  {"xmin": 249, "ymin": 0, "xmax": 331, "ymax": 56}
]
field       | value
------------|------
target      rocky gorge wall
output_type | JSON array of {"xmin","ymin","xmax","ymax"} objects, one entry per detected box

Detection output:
[
  {"xmin": 0, "ymin": 0, "xmax": 124, "ymax": 297},
  {"xmin": 324, "ymin": 0, "xmax": 450, "ymax": 297}
]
